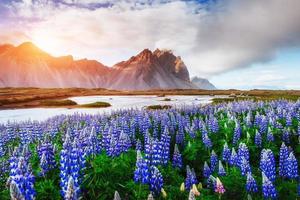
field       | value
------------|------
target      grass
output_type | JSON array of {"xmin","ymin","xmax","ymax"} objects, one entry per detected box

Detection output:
[
  {"xmin": 146, "ymin": 105, "xmax": 172, "ymax": 110},
  {"xmin": 80, "ymin": 101, "xmax": 111, "ymax": 108},
  {"xmin": 39, "ymin": 99, "xmax": 77, "ymax": 106},
  {"xmin": 162, "ymin": 98, "xmax": 171, "ymax": 101}
]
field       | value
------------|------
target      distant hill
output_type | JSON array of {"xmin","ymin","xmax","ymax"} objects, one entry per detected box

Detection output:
[
  {"xmin": 191, "ymin": 76, "xmax": 216, "ymax": 90},
  {"xmin": 0, "ymin": 42, "xmax": 212, "ymax": 90}
]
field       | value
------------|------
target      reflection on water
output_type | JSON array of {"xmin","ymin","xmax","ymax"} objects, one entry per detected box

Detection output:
[{"xmin": 0, "ymin": 95, "xmax": 223, "ymax": 123}]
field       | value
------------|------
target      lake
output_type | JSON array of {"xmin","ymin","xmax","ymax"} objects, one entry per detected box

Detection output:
[{"xmin": 0, "ymin": 95, "xmax": 222, "ymax": 123}]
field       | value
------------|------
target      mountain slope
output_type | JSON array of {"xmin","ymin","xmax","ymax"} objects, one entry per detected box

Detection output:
[
  {"xmin": 0, "ymin": 42, "xmax": 198, "ymax": 90},
  {"xmin": 191, "ymin": 76, "xmax": 216, "ymax": 90}
]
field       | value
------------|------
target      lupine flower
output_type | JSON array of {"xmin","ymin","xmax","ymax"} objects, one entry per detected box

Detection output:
[
  {"xmin": 254, "ymin": 131, "xmax": 262, "ymax": 148},
  {"xmin": 282, "ymin": 129, "xmax": 290, "ymax": 144},
  {"xmin": 188, "ymin": 189, "xmax": 196, "ymax": 200},
  {"xmin": 172, "ymin": 144, "xmax": 183, "ymax": 168},
  {"xmin": 136, "ymin": 139, "xmax": 142, "ymax": 151},
  {"xmin": 185, "ymin": 165, "xmax": 197, "ymax": 190},
  {"xmin": 229, "ymin": 148, "xmax": 237, "ymax": 166},
  {"xmin": 246, "ymin": 173, "xmax": 258, "ymax": 193},
  {"xmin": 239, "ymin": 157, "xmax": 251, "ymax": 176},
  {"xmin": 237, "ymin": 143, "xmax": 250, "ymax": 166},
  {"xmin": 152, "ymin": 139, "xmax": 162, "ymax": 166},
  {"xmin": 218, "ymin": 161, "xmax": 226, "ymax": 176},
  {"xmin": 134, "ymin": 150, "xmax": 144, "ymax": 183},
  {"xmin": 10, "ymin": 180, "xmax": 24, "ymax": 200},
  {"xmin": 114, "ymin": 191, "xmax": 121, "ymax": 200},
  {"xmin": 210, "ymin": 150, "xmax": 218, "ymax": 172},
  {"xmin": 215, "ymin": 177, "xmax": 225, "ymax": 195},
  {"xmin": 260, "ymin": 149, "xmax": 276, "ymax": 182},
  {"xmin": 149, "ymin": 166, "xmax": 163, "ymax": 196},
  {"xmin": 203, "ymin": 162, "xmax": 211, "ymax": 179},
  {"xmin": 262, "ymin": 172, "xmax": 277, "ymax": 199},
  {"xmin": 147, "ymin": 193, "xmax": 154, "ymax": 200},
  {"xmin": 202, "ymin": 126, "xmax": 212, "ymax": 149},
  {"xmin": 286, "ymin": 152, "xmax": 298, "ymax": 179},
  {"xmin": 222, "ymin": 142, "xmax": 231, "ymax": 162},
  {"xmin": 279, "ymin": 143, "xmax": 289, "ymax": 177},
  {"xmin": 161, "ymin": 127, "xmax": 171, "ymax": 165},
  {"xmin": 65, "ymin": 176, "xmax": 77, "ymax": 200},
  {"xmin": 267, "ymin": 128, "xmax": 274, "ymax": 142},
  {"xmin": 233, "ymin": 122, "xmax": 241, "ymax": 145}
]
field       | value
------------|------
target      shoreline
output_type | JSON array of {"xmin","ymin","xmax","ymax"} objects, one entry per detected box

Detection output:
[{"xmin": 0, "ymin": 87, "xmax": 299, "ymax": 109}]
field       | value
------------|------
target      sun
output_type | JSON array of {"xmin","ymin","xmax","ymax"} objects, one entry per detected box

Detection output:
[{"xmin": 31, "ymin": 35, "xmax": 61, "ymax": 56}]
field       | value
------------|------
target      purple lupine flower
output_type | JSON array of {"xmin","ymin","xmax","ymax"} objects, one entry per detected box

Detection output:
[
  {"xmin": 152, "ymin": 139, "xmax": 162, "ymax": 166},
  {"xmin": 210, "ymin": 150, "xmax": 218, "ymax": 172},
  {"xmin": 279, "ymin": 143, "xmax": 289, "ymax": 178},
  {"xmin": 218, "ymin": 160, "xmax": 226, "ymax": 176},
  {"xmin": 65, "ymin": 176, "xmax": 77, "ymax": 200},
  {"xmin": 134, "ymin": 150, "xmax": 144, "ymax": 183},
  {"xmin": 282, "ymin": 128, "xmax": 290, "ymax": 144},
  {"xmin": 149, "ymin": 166, "xmax": 163, "ymax": 196},
  {"xmin": 161, "ymin": 127, "xmax": 171, "ymax": 165},
  {"xmin": 202, "ymin": 126, "xmax": 212, "ymax": 149},
  {"xmin": 38, "ymin": 137, "xmax": 56, "ymax": 176},
  {"xmin": 286, "ymin": 152, "xmax": 298, "ymax": 180},
  {"xmin": 172, "ymin": 144, "xmax": 183, "ymax": 169},
  {"xmin": 136, "ymin": 139, "xmax": 142, "ymax": 151},
  {"xmin": 267, "ymin": 128, "xmax": 274, "ymax": 142},
  {"xmin": 260, "ymin": 149, "xmax": 276, "ymax": 182},
  {"xmin": 229, "ymin": 148, "xmax": 238, "ymax": 166},
  {"xmin": 232, "ymin": 122, "xmax": 241, "ymax": 145},
  {"xmin": 222, "ymin": 142, "xmax": 231, "ymax": 162},
  {"xmin": 237, "ymin": 143, "xmax": 250, "ymax": 165},
  {"xmin": 185, "ymin": 165, "xmax": 198, "ymax": 190},
  {"xmin": 203, "ymin": 162, "xmax": 211, "ymax": 179},
  {"xmin": 255, "ymin": 131, "xmax": 262, "ymax": 148},
  {"xmin": 239, "ymin": 157, "xmax": 251, "ymax": 176},
  {"xmin": 246, "ymin": 173, "xmax": 258, "ymax": 193},
  {"xmin": 262, "ymin": 172, "xmax": 277, "ymax": 199}
]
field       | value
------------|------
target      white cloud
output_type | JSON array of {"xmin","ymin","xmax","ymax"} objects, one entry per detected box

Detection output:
[{"xmin": 1, "ymin": 0, "xmax": 300, "ymax": 78}]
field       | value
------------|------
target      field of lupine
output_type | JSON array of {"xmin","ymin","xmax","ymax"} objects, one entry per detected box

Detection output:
[{"xmin": 0, "ymin": 100, "xmax": 300, "ymax": 200}]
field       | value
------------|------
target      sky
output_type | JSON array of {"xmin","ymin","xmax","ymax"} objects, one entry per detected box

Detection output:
[{"xmin": 0, "ymin": 0, "xmax": 300, "ymax": 89}]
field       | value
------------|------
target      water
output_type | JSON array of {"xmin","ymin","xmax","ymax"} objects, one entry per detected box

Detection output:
[{"xmin": 0, "ymin": 95, "xmax": 222, "ymax": 123}]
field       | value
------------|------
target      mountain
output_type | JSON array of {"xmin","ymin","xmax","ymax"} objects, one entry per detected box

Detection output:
[
  {"xmin": 191, "ymin": 76, "xmax": 216, "ymax": 90},
  {"xmin": 0, "ymin": 42, "xmax": 198, "ymax": 90}
]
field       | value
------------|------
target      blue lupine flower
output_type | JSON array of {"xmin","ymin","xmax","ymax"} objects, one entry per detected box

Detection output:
[
  {"xmin": 222, "ymin": 142, "xmax": 231, "ymax": 162},
  {"xmin": 267, "ymin": 128, "xmax": 274, "ymax": 142},
  {"xmin": 218, "ymin": 160, "xmax": 226, "ymax": 176},
  {"xmin": 239, "ymin": 157, "xmax": 251, "ymax": 176},
  {"xmin": 134, "ymin": 150, "xmax": 143, "ymax": 183},
  {"xmin": 279, "ymin": 142, "xmax": 289, "ymax": 178},
  {"xmin": 202, "ymin": 126, "xmax": 212, "ymax": 149},
  {"xmin": 185, "ymin": 165, "xmax": 198, "ymax": 190},
  {"xmin": 282, "ymin": 128, "xmax": 290, "ymax": 144},
  {"xmin": 172, "ymin": 144, "xmax": 183, "ymax": 169},
  {"xmin": 65, "ymin": 176, "xmax": 78, "ymax": 200},
  {"xmin": 203, "ymin": 162, "xmax": 211, "ymax": 179},
  {"xmin": 262, "ymin": 172, "xmax": 277, "ymax": 199},
  {"xmin": 152, "ymin": 139, "xmax": 162, "ymax": 166},
  {"xmin": 161, "ymin": 127, "xmax": 171, "ymax": 165},
  {"xmin": 136, "ymin": 139, "xmax": 142, "ymax": 151},
  {"xmin": 229, "ymin": 148, "xmax": 237, "ymax": 166},
  {"xmin": 286, "ymin": 152, "xmax": 298, "ymax": 179},
  {"xmin": 210, "ymin": 150, "xmax": 218, "ymax": 172},
  {"xmin": 149, "ymin": 166, "xmax": 163, "ymax": 196},
  {"xmin": 233, "ymin": 122, "xmax": 241, "ymax": 145},
  {"xmin": 246, "ymin": 173, "xmax": 258, "ymax": 193},
  {"xmin": 255, "ymin": 131, "xmax": 262, "ymax": 148},
  {"xmin": 237, "ymin": 143, "xmax": 250, "ymax": 166},
  {"xmin": 38, "ymin": 137, "xmax": 56, "ymax": 176},
  {"xmin": 260, "ymin": 149, "xmax": 276, "ymax": 182}
]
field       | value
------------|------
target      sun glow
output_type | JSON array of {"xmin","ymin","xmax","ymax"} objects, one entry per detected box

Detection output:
[{"xmin": 31, "ymin": 35, "xmax": 62, "ymax": 57}]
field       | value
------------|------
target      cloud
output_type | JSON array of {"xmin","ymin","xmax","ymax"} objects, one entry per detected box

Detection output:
[{"xmin": 0, "ymin": 0, "xmax": 300, "ymax": 78}]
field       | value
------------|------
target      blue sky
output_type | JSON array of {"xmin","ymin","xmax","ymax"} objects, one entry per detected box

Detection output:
[
  {"xmin": 0, "ymin": 0, "xmax": 300, "ymax": 90},
  {"xmin": 210, "ymin": 48, "xmax": 300, "ymax": 90}
]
